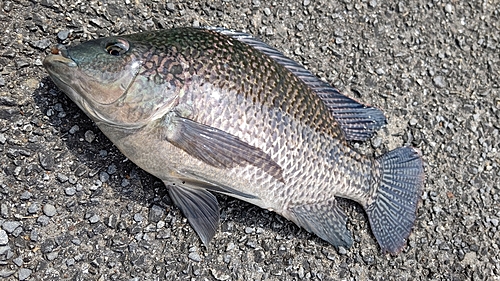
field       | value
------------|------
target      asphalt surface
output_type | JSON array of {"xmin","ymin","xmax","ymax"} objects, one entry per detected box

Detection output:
[{"xmin": 0, "ymin": 0, "xmax": 499, "ymax": 280}]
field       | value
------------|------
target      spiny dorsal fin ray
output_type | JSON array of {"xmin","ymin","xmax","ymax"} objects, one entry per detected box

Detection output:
[{"xmin": 207, "ymin": 27, "xmax": 387, "ymax": 141}]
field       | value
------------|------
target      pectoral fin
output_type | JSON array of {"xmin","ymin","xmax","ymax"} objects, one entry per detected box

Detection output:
[
  {"xmin": 161, "ymin": 112, "xmax": 283, "ymax": 181},
  {"xmin": 167, "ymin": 184, "xmax": 219, "ymax": 246}
]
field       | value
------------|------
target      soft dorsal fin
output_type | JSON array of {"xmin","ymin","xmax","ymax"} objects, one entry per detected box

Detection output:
[{"xmin": 207, "ymin": 27, "xmax": 387, "ymax": 141}]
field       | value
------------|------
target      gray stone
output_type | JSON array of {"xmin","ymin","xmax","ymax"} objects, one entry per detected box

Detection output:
[
  {"xmin": 19, "ymin": 191, "xmax": 32, "ymax": 200},
  {"xmin": 2, "ymin": 221, "xmax": 20, "ymax": 233},
  {"xmin": 30, "ymin": 229, "xmax": 38, "ymax": 242},
  {"xmin": 433, "ymin": 76, "xmax": 447, "ymax": 88},
  {"xmin": 43, "ymin": 204, "xmax": 57, "ymax": 217},
  {"xmin": 65, "ymin": 187, "xmax": 76, "ymax": 196},
  {"xmin": 0, "ymin": 269, "xmax": 15, "ymax": 278},
  {"xmin": 133, "ymin": 213, "xmax": 143, "ymax": 222},
  {"xmin": 107, "ymin": 164, "xmax": 117, "ymax": 175},
  {"xmin": 46, "ymin": 251, "xmax": 58, "ymax": 261},
  {"xmin": 0, "ymin": 204, "xmax": 8, "ymax": 218},
  {"xmin": 84, "ymin": 130, "xmax": 95, "ymax": 143},
  {"xmin": 188, "ymin": 252, "xmax": 202, "ymax": 262},
  {"xmin": 57, "ymin": 29, "xmax": 70, "ymax": 40},
  {"xmin": 38, "ymin": 152, "xmax": 54, "ymax": 171},
  {"xmin": 18, "ymin": 268, "xmax": 32, "ymax": 280},
  {"xmin": 37, "ymin": 215, "xmax": 50, "ymax": 226},
  {"xmin": 28, "ymin": 203, "xmax": 40, "ymax": 214},
  {"xmin": 148, "ymin": 205, "xmax": 165, "ymax": 223},
  {"xmin": 57, "ymin": 173, "xmax": 69, "ymax": 183},
  {"xmin": 445, "ymin": 3, "xmax": 453, "ymax": 13},
  {"xmin": 99, "ymin": 171, "xmax": 109, "ymax": 183},
  {"xmin": 88, "ymin": 214, "xmax": 100, "ymax": 224},
  {"xmin": 13, "ymin": 256, "xmax": 23, "ymax": 266},
  {"xmin": 0, "ymin": 229, "xmax": 7, "ymax": 245},
  {"xmin": 30, "ymin": 38, "xmax": 51, "ymax": 50}
]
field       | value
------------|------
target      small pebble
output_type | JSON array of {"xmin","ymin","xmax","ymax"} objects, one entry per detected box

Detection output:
[
  {"xmin": 19, "ymin": 191, "xmax": 32, "ymax": 200},
  {"xmin": 121, "ymin": 178, "xmax": 130, "ymax": 187},
  {"xmin": 433, "ymin": 76, "xmax": 446, "ymax": 88},
  {"xmin": 244, "ymin": 227, "xmax": 255, "ymax": 234},
  {"xmin": 0, "ymin": 229, "xmax": 8, "ymax": 245},
  {"xmin": 99, "ymin": 171, "xmax": 109, "ymax": 183},
  {"xmin": 166, "ymin": 2, "xmax": 175, "ymax": 12},
  {"xmin": 43, "ymin": 204, "xmax": 57, "ymax": 217},
  {"xmin": 133, "ymin": 213, "xmax": 143, "ymax": 222},
  {"xmin": 65, "ymin": 187, "xmax": 76, "ymax": 196},
  {"xmin": 88, "ymin": 214, "xmax": 100, "ymax": 224},
  {"xmin": 57, "ymin": 173, "xmax": 69, "ymax": 183},
  {"xmin": 375, "ymin": 68, "xmax": 385, "ymax": 75},
  {"xmin": 13, "ymin": 256, "xmax": 23, "ymax": 266},
  {"xmin": 30, "ymin": 39, "xmax": 51, "ymax": 50},
  {"xmin": 0, "ymin": 270, "xmax": 15, "ymax": 278},
  {"xmin": 2, "ymin": 221, "xmax": 21, "ymax": 233},
  {"xmin": 263, "ymin": 7, "xmax": 271, "ymax": 16},
  {"xmin": 46, "ymin": 251, "xmax": 58, "ymax": 261},
  {"xmin": 188, "ymin": 252, "xmax": 202, "ymax": 262},
  {"xmin": 30, "ymin": 230, "xmax": 38, "ymax": 242},
  {"xmin": 149, "ymin": 205, "xmax": 165, "ymax": 223},
  {"xmin": 84, "ymin": 130, "xmax": 96, "ymax": 143},
  {"xmin": 444, "ymin": 3, "xmax": 453, "ymax": 13},
  {"xmin": 69, "ymin": 125, "xmax": 79, "ymax": 134},
  {"xmin": 338, "ymin": 246, "xmax": 347, "ymax": 255},
  {"xmin": 107, "ymin": 164, "xmax": 117, "ymax": 175},
  {"xmin": 28, "ymin": 203, "xmax": 40, "ymax": 214},
  {"xmin": 18, "ymin": 268, "xmax": 32, "ymax": 281},
  {"xmin": 57, "ymin": 29, "xmax": 70, "ymax": 40},
  {"xmin": 371, "ymin": 137, "xmax": 382, "ymax": 148}
]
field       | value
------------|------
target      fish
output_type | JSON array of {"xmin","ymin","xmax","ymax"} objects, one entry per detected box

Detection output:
[{"xmin": 43, "ymin": 27, "xmax": 424, "ymax": 254}]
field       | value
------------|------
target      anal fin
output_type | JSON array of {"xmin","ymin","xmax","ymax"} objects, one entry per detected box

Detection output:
[{"xmin": 289, "ymin": 199, "xmax": 353, "ymax": 248}]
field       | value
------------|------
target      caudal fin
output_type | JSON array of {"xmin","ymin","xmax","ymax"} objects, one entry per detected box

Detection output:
[{"xmin": 366, "ymin": 147, "xmax": 424, "ymax": 254}]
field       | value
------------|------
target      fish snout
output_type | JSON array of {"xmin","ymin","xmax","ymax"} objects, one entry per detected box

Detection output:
[{"xmin": 43, "ymin": 45, "xmax": 77, "ymax": 69}]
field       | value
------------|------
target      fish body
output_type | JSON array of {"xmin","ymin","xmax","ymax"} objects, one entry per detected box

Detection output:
[{"xmin": 43, "ymin": 27, "xmax": 424, "ymax": 254}]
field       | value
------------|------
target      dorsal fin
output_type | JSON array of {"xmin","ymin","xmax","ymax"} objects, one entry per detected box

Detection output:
[{"xmin": 206, "ymin": 27, "xmax": 386, "ymax": 141}]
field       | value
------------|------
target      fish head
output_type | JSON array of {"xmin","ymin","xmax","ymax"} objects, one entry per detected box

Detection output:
[{"xmin": 43, "ymin": 36, "xmax": 176, "ymax": 127}]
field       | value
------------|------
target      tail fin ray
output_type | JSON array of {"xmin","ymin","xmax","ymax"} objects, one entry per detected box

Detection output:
[{"xmin": 366, "ymin": 147, "xmax": 424, "ymax": 254}]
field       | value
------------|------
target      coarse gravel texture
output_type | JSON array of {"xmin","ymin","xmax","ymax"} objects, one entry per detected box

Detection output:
[{"xmin": 0, "ymin": 0, "xmax": 499, "ymax": 280}]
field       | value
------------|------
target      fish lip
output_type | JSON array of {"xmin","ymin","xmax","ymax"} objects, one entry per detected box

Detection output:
[{"xmin": 42, "ymin": 53, "xmax": 77, "ymax": 69}]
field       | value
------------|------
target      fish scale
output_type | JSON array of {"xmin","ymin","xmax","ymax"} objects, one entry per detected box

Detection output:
[{"xmin": 43, "ymin": 27, "xmax": 424, "ymax": 254}]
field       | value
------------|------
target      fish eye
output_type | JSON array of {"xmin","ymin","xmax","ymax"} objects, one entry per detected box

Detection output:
[{"xmin": 105, "ymin": 39, "xmax": 129, "ymax": 56}]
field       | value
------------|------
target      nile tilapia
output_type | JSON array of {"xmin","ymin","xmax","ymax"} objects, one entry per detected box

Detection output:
[{"xmin": 43, "ymin": 27, "xmax": 424, "ymax": 254}]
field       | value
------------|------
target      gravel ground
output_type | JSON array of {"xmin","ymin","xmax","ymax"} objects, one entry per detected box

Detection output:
[{"xmin": 1, "ymin": 0, "xmax": 499, "ymax": 280}]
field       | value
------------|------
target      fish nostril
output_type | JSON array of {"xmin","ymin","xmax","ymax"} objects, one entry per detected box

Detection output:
[{"xmin": 52, "ymin": 44, "xmax": 69, "ymax": 58}]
